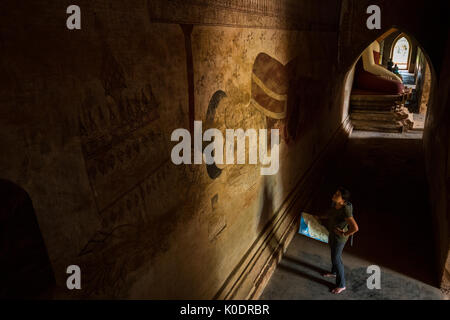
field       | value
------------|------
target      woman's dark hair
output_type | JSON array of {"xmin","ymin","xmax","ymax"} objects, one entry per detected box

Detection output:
[{"xmin": 338, "ymin": 186, "xmax": 351, "ymax": 202}]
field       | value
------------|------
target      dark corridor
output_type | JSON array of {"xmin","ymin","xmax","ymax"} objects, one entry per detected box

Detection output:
[
  {"xmin": 262, "ymin": 131, "xmax": 441, "ymax": 299},
  {"xmin": 338, "ymin": 134, "xmax": 436, "ymax": 286}
]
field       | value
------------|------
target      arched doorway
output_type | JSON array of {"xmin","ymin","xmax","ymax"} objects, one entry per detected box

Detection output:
[
  {"xmin": 392, "ymin": 35, "xmax": 411, "ymax": 70},
  {"xmin": 345, "ymin": 28, "xmax": 434, "ymax": 133},
  {"xmin": 0, "ymin": 179, "xmax": 55, "ymax": 298}
]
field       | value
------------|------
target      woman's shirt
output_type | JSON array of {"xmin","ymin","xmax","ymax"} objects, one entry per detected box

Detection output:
[{"xmin": 327, "ymin": 202, "xmax": 353, "ymax": 243}]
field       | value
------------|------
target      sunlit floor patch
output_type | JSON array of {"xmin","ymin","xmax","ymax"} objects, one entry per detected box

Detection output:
[{"xmin": 260, "ymin": 235, "xmax": 445, "ymax": 300}]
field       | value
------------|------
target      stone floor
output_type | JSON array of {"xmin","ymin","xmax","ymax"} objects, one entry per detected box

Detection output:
[
  {"xmin": 351, "ymin": 129, "xmax": 423, "ymax": 140},
  {"xmin": 412, "ymin": 113, "xmax": 426, "ymax": 130},
  {"xmin": 260, "ymin": 235, "xmax": 445, "ymax": 300},
  {"xmin": 261, "ymin": 131, "xmax": 447, "ymax": 300},
  {"xmin": 399, "ymin": 70, "xmax": 415, "ymax": 85}
]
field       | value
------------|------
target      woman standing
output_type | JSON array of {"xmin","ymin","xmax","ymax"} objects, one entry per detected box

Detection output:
[{"xmin": 317, "ymin": 187, "xmax": 359, "ymax": 294}]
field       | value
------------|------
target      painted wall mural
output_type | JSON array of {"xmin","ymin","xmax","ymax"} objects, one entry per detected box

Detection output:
[
  {"xmin": 70, "ymin": 18, "xmax": 330, "ymax": 297},
  {"xmin": 203, "ymin": 52, "xmax": 293, "ymax": 180}
]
